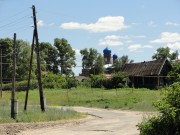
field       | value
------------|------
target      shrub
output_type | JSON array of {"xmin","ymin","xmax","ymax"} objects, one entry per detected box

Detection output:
[
  {"xmin": 137, "ymin": 82, "xmax": 180, "ymax": 135},
  {"xmin": 90, "ymin": 74, "xmax": 104, "ymax": 88},
  {"xmin": 80, "ymin": 77, "xmax": 91, "ymax": 88},
  {"xmin": 62, "ymin": 77, "xmax": 79, "ymax": 89},
  {"xmin": 42, "ymin": 72, "xmax": 66, "ymax": 89},
  {"xmin": 2, "ymin": 80, "xmax": 38, "ymax": 91}
]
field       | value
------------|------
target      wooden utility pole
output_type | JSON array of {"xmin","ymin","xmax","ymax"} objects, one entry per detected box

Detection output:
[
  {"xmin": 24, "ymin": 30, "xmax": 35, "ymax": 111},
  {"xmin": 24, "ymin": 5, "xmax": 45, "ymax": 111},
  {"xmin": 11, "ymin": 33, "xmax": 18, "ymax": 119}
]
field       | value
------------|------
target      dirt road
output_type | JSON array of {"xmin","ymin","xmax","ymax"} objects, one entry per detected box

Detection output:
[{"xmin": 17, "ymin": 107, "xmax": 146, "ymax": 135}]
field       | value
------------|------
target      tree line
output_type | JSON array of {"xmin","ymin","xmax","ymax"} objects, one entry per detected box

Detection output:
[{"xmin": 0, "ymin": 37, "xmax": 179, "ymax": 84}]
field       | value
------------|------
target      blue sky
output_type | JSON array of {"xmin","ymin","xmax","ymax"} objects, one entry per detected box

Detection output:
[{"xmin": 0, "ymin": 0, "xmax": 180, "ymax": 75}]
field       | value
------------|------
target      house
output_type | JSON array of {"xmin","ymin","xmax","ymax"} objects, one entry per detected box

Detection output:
[{"xmin": 122, "ymin": 59, "xmax": 172, "ymax": 89}]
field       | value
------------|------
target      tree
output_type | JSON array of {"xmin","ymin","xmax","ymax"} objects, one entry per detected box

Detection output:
[
  {"xmin": 0, "ymin": 38, "xmax": 35, "ymax": 82},
  {"xmin": 138, "ymin": 82, "xmax": 180, "ymax": 135},
  {"xmin": 80, "ymin": 48, "xmax": 98, "ymax": 69},
  {"xmin": 0, "ymin": 38, "xmax": 13, "ymax": 81},
  {"xmin": 16, "ymin": 39, "xmax": 36, "ymax": 80},
  {"xmin": 93, "ymin": 54, "xmax": 104, "ymax": 75},
  {"xmin": 113, "ymin": 55, "xmax": 134, "ymax": 72},
  {"xmin": 40, "ymin": 42, "xmax": 58, "ymax": 73},
  {"xmin": 80, "ymin": 48, "xmax": 104, "ymax": 75},
  {"xmin": 152, "ymin": 47, "xmax": 178, "ymax": 61},
  {"xmin": 54, "ymin": 38, "xmax": 76, "ymax": 76},
  {"xmin": 167, "ymin": 62, "xmax": 180, "ymax": 83}
]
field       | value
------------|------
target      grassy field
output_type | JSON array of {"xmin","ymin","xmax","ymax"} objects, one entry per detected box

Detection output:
[{"xmin": 0, "ymin": 87, "xmax": 163, "ymax": 123}]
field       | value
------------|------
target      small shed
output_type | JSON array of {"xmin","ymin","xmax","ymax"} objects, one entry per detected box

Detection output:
[{"xmin": 122, "ymin": 59, "xmax": 172, "ymax": 89}]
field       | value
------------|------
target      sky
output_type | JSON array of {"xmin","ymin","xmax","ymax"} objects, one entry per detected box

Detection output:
[{"xmin": 0, "ymin": 0, "xmax": 180, "ymax": 75}]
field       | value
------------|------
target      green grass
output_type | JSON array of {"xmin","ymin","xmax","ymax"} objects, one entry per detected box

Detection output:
[{"xmin": 0, "ymin": 87, "xmax": 163, "ymax": 123}]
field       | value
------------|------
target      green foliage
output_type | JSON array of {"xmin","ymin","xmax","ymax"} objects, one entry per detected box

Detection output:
[
  {"xmin": 0, "ymin": 38, "xmax": 36, "ymax": 81},
  {"xmin": 92, "ymin": 54, "xmax": 105, "ymax": 75},
  {"xmin": 138, "ymin": 82, "xmax": 180, "ymax": 135},
  {"xmin": 54, "ymin": 38, "xmax": 76, "ymax": 76},
  {"xmin": 42, "ymin": 72, "xmax": 78, "ymax": 89},
  {"xmin": 42, "ymin": 72, "xmax": 66, "ymax": 89},
  {"xmin": 152, "ymin": 47, "xmax": 178, "ymax": 61},
  {"xmin": 112, "ymin": 71, "xmax": 128, "ymax": 88},
  {"xmin": 80, "ymin": 77, "xmax": 91, "ymax": 87},
  {"xmin": 62, "ymin": 77, "xmax": 79, "ymax": 89},
  {"xmin": 90, "ymin": 74, "xmax": 105, "ymax": 88},
  {"xmin": 113, "ymin": 55, "xmax": 134, "ymax": 72},
  {"xmin": 80, "ymin": 48, "xmax": 98, "ymax": 69},
  {"xmin": 167, "ymin": 62, "xmax": 180, "ymax": 83},
  {"xmin": 2, "ymin": 80, "xmax": 38, "ymax": 91},
  {"xmin": 40, "ymin": 42, "xmax": 59, "ymax": 73},
  {"xmin": 103, "ymin": 72, "xmax": 128, "ymax": 89}
]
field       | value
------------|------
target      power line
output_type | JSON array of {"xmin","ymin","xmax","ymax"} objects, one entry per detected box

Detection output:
[
  {"xmin": 0, "ymin": 14, "xmax": 31, "ymax": 31},
  {"xmin": 0, "ymin": 8, "xmax": 30, "ymax": 23}
]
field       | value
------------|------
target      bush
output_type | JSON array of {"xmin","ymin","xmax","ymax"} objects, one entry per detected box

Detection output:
[
  {"xmin": 90, "ymin": 74, "xmax": 104, "ymax": 88},
  {"xmin": 103, "ymin": 72, "xmax": 128, "ymax": 89},
  {"xmin": 42, "ymin": 72, "xmax": 66, "ymax": 89},
  {"xmin": 2, "ymin": 80, "xmax": 38, "ymax": 91},
  {"xmin": 80, "ymin": 77, "xmax": 91, "ymax": 88},
  {"xmin": 62, "ymin": 77, "xmax": 79, "ymax": 89},
  {"xmin": 137, "ymin": 82, "xmax": 180, "ymax": 135}
]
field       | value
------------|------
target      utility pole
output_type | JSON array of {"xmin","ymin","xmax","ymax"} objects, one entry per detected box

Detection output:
[
  {"xmin": 24, "ymin": 5, "xmax": 45, "ymax": 111},
  {"xmin": 24, "ymin": 30, "xmax": 35, "ymax": 111},
  {"xmin": 33, "ymin": 5, "xmax": 45, "ymax": 112},
  {"xmin": 11, "ymin": 33, "xmax": 18, "ymax": 119}
]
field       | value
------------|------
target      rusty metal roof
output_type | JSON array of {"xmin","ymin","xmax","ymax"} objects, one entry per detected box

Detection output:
[{"xmin": 123, "ymin": 59, "xmax": 170, "ymax": 76}]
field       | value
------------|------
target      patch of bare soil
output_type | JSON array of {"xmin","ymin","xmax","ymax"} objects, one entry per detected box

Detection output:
[{"xmin": 0, "ymin": 116, "xmax": 91, "ymax": 135}]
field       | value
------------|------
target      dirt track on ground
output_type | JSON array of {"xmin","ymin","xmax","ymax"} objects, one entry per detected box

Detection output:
[{"xmin": 0, "ymin": 107, "xmax": 150, "ymax": 135}]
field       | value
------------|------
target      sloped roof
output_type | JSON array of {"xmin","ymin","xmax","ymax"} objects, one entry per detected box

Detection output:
[{"xmin": 123, "ymin": 59, "xmax": 170, "ymax": 76}]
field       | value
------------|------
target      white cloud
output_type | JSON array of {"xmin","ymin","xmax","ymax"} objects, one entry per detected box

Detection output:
[
  {"xmin": 104, "ymin": 35, "xmax": 129, "ymax": 40},
  {"xmin": 148, "ymin": 21, "xmax": 156, "ymax": 27},
  {"xmin": 165, "ymin": 42, "xmax": 180, "ymax": 49},
  {"xmin": 104, "ymin": 35, "xmax": 146, "ymax": 40},
  {"xmin": 128, "ymin": 44, "xmax": 141, "ymax": 52},
  {"xmin": 151, "ymin": 32, "xmax": 180, "ymax": 43},
  {"xmin": 73, "ymin": 49, "xmax": 81, "ymax": 56},
  {"xmin": 60, "ymin": 16, "xmax": 128, "ymax": 32},
  {"xmin": 37, "ymin": 20, "xmax": 45, "ymax": 26},
  {"xmin": 99, "ymin": 40, "xmax": 123, "ymax": 46},
  {"xmin": 128, "ymin": 44, "xmax": 153, "ymax": 52},
  {"xmin": 165, "ymin": 22, "xmax": 180, "ymax": 26},
  {"xmin": 134, "ymin": 35, "xmax": 146, "ymax": 38}
]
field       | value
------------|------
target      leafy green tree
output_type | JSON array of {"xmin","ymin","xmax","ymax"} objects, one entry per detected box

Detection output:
[
  {"xmin": 113, "ymin": 55, "xmax": 134, "ymax": 72},
  {"xmin": 152, "ymin": 47, "xmax": 178, "ymax": 61},
  {"xmin": 0, "ymin": 38, "xmax": 35, "ymax": 81},
  {"xmin": 80, "ymin": 48, "xmax": 98, "ymax": 69},
  {"xmin": 93, "ymin": 54, "xmax": 104, "ymax": 75},
  {"xmin": 167, "ymin": 62, "xmax": 180, "ymax": 83},
  {"xmin": 0, "ymin": 38, "xmax": 13, "ymax": 81},
  {"xmin": 16, "ymin": 39, "xmax": 36, "ymax": 80},
  {"xmin": 54, "ymin": 38, "xmax": 76, "ymax": 76},
  {"xmin": 40, "ymin": 42, "xmax": 58, "ymax": 73},
  {"xmin": 138, "ymin": 82, "xmax": 180, "ymax": 135}
]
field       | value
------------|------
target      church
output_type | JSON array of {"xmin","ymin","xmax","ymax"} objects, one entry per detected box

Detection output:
[{"xmin": 80, "ymin": 47, "xmax": 118, "ymax": 76}]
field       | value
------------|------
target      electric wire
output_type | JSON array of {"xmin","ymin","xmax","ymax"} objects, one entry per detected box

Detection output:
[
  {"xmin": 0, "ymin": 14, "xmax": 32, "ymax": 31},
  {"xmin": 0, "ymin": 7, "xmax": 30, "ymax": 23}
]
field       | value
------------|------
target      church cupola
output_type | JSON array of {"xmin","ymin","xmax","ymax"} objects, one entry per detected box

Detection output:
[
  {"xmin": 113, "ymin": 54, "xmax": 118, "ymax": 64},
  {"xmin": 103, "ymin": 47, "xmax": 111, "ymax": 64}
]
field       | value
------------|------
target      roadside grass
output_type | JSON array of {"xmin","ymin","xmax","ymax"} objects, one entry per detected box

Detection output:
[
  {"xmin": 0, "ymin": 91, "xmax": 84, "ymax": 123},
  {"xmin": 0, "ymin": 87, "xmax": 162, "ymax": 123}
]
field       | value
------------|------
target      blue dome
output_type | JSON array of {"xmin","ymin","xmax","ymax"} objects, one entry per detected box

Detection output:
[
  {"xmin": 113, "ymin": 54, "xmax": 118, "ymax": 59},
  {"xmin": 103, "ymin": 47, "xmax": 111, "ymax": 54}
]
